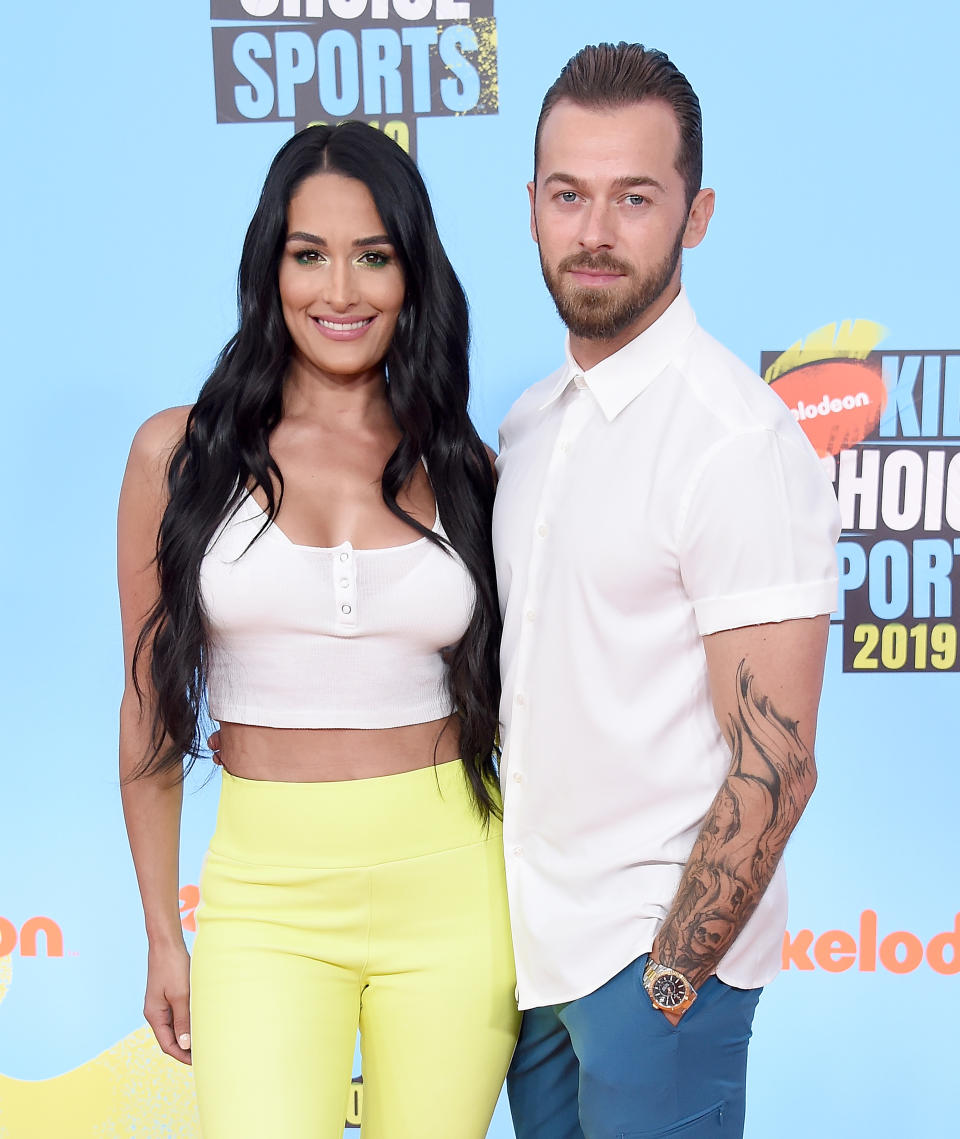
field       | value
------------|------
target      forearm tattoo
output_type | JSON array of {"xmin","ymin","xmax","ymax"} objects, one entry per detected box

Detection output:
[{"xmin": 654, "ymin": 661, "xmax": 815, "ymax": 984}]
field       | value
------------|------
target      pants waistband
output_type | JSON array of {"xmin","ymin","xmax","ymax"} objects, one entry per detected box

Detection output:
[{"xmin": 211, "ymin": 760, "xmax": 499, "ymax": 869}]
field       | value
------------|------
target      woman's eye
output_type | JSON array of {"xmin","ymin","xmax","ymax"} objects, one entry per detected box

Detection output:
[
  {"xmin": 358, "ymin": 250, "xmax": 391, "ymax": 267},
  {"xmin": 294, "ymin": 249, "xmax": 324, "ymax": 265}
]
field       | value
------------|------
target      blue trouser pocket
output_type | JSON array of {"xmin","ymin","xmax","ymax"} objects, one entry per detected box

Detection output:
[{"xmin": 619, "ymin": 1099, "xmax": 725, "ymax": 1137}]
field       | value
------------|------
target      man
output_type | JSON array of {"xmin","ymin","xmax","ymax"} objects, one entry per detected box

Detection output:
[{"xmin": 493, "ymin": 43, "xmax": 841, "ymax": 1139}]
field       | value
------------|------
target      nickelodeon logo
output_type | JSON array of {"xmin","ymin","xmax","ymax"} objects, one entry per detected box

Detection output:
[
  {"xmin": 0, "ymin": 917, "xmax": 63, "ymax": 958},
  {"xmin": 791, "ymin": 391, "xmax": 871, "ymax": 422},
  {"xmin": 782, "ymin": 911, "xmax": 959, "ymax": 974},
  {"xmin": 763, "ymin": 319, "xmax": 889, "ymax": 457}
]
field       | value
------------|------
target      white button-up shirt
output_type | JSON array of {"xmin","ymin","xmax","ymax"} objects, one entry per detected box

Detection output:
[{"xmin": 493, "ymin": 288, "xmax": 841, "ymax": 1010}]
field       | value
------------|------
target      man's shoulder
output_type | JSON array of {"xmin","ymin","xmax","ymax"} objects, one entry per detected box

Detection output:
[
  {"xmin": 678, "ymin": 325, "xmax": 800, "ymax": 439},
  {"xmin": 498, "ymin": 367, "xmax": 566, "ymax": 443}
]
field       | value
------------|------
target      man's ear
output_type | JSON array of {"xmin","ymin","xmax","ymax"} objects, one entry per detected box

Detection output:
[
  {"xmin": 682, "ymin": 187, "xmax": 716, "ymax": 249},
  {"xmin": 527, "ymin": 180, "xmax": 539, "ymax": 244}
]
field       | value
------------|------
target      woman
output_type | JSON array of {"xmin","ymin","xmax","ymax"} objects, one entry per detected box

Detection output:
[{"xmin": 118, "ymin": 122, "xmax": 519, "ymax": 1139}]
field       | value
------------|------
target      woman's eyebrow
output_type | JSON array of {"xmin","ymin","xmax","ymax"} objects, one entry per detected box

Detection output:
[{"xmin": 285, "ymin": 231, "xmax": 393, "ymax": 247}]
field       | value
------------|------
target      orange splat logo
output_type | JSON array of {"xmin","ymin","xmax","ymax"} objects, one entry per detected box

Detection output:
[
  {"xmin": 763, "ymin": 319, "xmax": 889, "ymax": 457},
  {"xmin": 179, "ymin": 885, "xmax": 200, "ymax": 933}
]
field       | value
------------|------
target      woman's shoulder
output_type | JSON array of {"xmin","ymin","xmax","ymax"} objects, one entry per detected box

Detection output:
[
  {"xmin": 119, "ymin": 407, "xmax": 195, "ymax": 554},
  {"xmin": 122, "ymin": 406, "xmax": 194, "ymax": 505},
  {"xmin": 128, "ymin": 405, "xmax": 193, "ymax": 469}
]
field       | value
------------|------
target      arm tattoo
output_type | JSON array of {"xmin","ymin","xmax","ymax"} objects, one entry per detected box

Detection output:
[{"xmin": 654, "ymin": 660, "xmax": 815, "ymax": 984}]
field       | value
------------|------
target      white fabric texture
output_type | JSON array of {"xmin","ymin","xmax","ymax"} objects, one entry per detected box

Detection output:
[
  {"xmin": 493, "ymin": 287, "xmax": 841, "ymax": 1009},
  {"xmin": 200, "ymin": 494, "xmax": 475, "ymax": 729}
]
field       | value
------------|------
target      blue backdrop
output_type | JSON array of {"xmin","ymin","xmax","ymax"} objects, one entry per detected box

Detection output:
[{"xmin": 1, "ymin": 2, "xmax": 957, "ymax": 1136}]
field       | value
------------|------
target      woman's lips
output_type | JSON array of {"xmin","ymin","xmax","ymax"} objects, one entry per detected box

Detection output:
[{"xmin": 310, "ymin": 315, "xmax": 377, "ymax": 340}]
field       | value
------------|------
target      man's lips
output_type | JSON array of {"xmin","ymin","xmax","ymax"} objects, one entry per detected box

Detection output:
[
  {"xmin": 309, "ymin": 315, "xmax": 377, "ymax": 341},
  {"xmin": 567, "ymin": 269, "xmax": 625, "ymax": 287}
]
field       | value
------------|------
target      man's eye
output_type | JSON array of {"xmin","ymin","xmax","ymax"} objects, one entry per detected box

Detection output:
[
  {"xmin": 625, "ymin": 194, "xmax": 647, "ymax": 207},
  {"xmin": 558, "ymin": 191, "xmax": 579, "ymax": 204}
]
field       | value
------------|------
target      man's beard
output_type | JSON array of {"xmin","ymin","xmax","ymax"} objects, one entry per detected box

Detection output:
[{"xmin": 538, "ymin": 226, "xmax": 685, "ymax": 342}]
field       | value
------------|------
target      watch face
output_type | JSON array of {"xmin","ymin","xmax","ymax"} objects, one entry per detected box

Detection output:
[{"xmin": 651, "ymin": 972, "xmax": 688, "ymax": 1008}]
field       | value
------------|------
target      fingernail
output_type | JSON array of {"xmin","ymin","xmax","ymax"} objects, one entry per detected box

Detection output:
[{"xmin": 178, "ymin": 1033, "xmax": 191, "ymax": 1049}]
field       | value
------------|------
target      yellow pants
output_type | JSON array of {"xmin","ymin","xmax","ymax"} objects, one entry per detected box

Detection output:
[{"xmin": 190, "ymin": 760, "xmax": 520, "ymax": 1139}]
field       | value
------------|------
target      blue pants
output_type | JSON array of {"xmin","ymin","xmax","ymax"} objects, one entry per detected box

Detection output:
[{"xmin": 507, "ymin": 955, "xmax": 762, "ymax": 1139}]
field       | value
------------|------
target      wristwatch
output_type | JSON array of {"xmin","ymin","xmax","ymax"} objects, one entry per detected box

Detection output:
[{"xmin": 642, "ymin": 958, "xmax": 698, "ymax": 1014}]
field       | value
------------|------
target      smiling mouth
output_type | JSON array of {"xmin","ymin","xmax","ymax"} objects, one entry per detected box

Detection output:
[
  {"xmin": 309, "ymin": 315, "xmax": 378, "ymax": 341},
  {"xmin": 312, "ymin": 316, "xmax": 375, "ymax": 331}
]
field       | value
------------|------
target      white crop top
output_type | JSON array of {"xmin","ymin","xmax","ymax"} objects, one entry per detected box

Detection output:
[{"xmin": 199, "ymin": 491, "xmax": 476, "ymax": 728}]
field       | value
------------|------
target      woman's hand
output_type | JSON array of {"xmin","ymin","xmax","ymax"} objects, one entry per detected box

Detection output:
[
  {"xmin": 145, "ymin": 941, "xmax": 193, "ymax": 1065},
  {"xmin": 207, "ymin": 730, "xmax": 222, "ymax": 765}
]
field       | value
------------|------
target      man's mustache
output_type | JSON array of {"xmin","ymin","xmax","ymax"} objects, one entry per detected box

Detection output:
[{"xmin": 557, "ymin": 252, "xmax": 634, "ymax": 276}]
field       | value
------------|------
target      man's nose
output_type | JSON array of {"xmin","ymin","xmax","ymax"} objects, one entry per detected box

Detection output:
[{"xmin": 578, "ymin": 200, "xmax": 616, "ymax": 251}]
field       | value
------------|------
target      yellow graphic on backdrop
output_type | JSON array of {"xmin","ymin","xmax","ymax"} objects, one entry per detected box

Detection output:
[
  {"xmin": 763, "ymin": 319, "xmax": 888, "ymax": 384},
  {"xmin": 0, "ymin": 955, "xmax": 200, "ymax": 1139},
  {"xmin": 471, "ymin": 17, "xmax": 498, "ymax": 114}
]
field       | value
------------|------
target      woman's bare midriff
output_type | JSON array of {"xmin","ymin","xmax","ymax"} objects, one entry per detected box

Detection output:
[{"xmin": 217, "ymin": 716, "xmax": 461, "ymax": 782}]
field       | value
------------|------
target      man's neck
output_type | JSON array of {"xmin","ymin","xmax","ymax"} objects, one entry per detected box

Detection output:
[{"xmin": 569, "ymin": 281, "xmax": 682, "ymax": 373}]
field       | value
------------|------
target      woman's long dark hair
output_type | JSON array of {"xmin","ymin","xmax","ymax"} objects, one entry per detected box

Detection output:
[{"xmin": 132, "ymin": 123, "xmax": 501, "ymax": 818}]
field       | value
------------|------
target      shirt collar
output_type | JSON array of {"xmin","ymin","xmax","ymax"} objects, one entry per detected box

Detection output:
[{"xmin": 539, "ymin": 286, "xmax": 698, "ymax": 422}]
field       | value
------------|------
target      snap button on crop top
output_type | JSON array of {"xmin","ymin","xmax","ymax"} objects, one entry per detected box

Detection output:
[{"xmin": 199, "ymin": 492, "xmax": 476, "ymax": 729}]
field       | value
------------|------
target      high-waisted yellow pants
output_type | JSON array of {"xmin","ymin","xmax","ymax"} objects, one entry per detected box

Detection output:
[{"xmin": 190, "ymin": 760, "xmax": 520, "ymax": 1139}]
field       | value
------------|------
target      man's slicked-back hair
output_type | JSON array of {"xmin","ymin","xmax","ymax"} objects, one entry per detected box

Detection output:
[{"xmin": 534, "ymin": 42, "xmax": 703, "ymax": 208}]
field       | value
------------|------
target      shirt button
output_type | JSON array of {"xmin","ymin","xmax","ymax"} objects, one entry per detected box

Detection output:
[
  {"xmin": 515, "ymin": 693, "xmax": 526, "ymax": 706},
  {"xmin": 339, "ymin": 551, "xmax": 350, "ymax": 562},
  {"xmin": 339, "ymin": 578, "xmax": 350, "ymax": 589},
  {"xmin": 525, "ymin": 609, "xmax": 536, "ymax": 622},
  {"xmin": 341, "ymin": 604, "xmax": 352, "ymax": 615},
  {"xmin": 512, "ymin": 771, "xmax": 523, "ymax": 784},
  {"xmin": 512, "ymin": 845, "xmax": 524, "ymax": 857},
  {"xmin": 559, "ymin": 440, "xmax": 570, "ymax": 454},
  {"xmin": 537, "ymin": 524, "xmax": 548, "ymax": 538}
]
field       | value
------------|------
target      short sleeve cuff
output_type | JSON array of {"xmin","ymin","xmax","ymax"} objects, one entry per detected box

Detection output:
[{"xmin": 693, "ymin": 577, "xmax": 838, "ymax": 636}]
